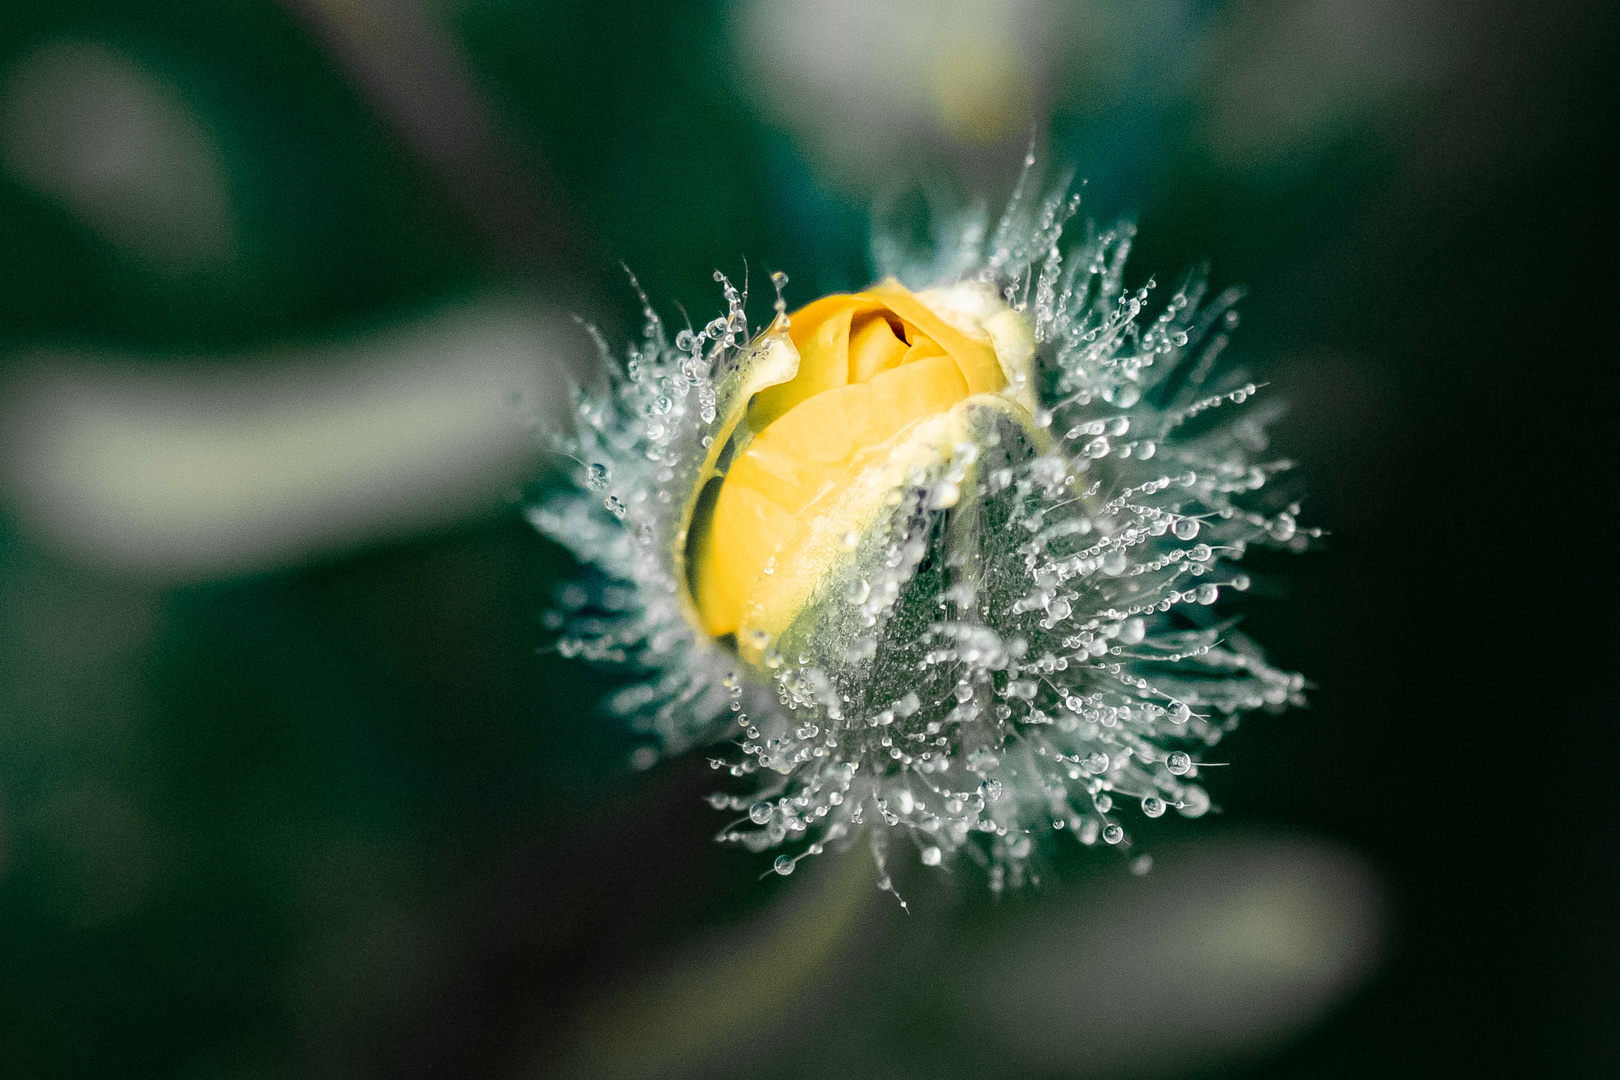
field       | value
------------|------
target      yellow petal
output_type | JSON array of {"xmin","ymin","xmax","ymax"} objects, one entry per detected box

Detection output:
[
  {"xmin": 899, "ymin": 331, "xmax": 946, "ymax": 367},
  {"xmin": 917, "ymin": 282, "xmax": 1037, "ymax": 412},
  {"xmin": 867, "ymin": 278, "xmax": 1006, "ymax": 396},
  {"xmin": 747, "ymin": 393, "xmax": 1038, "ymax": 667},
  {"xmin": 749, "ymin": 295, "xmax": 868, "ymax": 432},
  {"xmin": 847, "ymin": 311, "xmax": 909, "ymax": 382},
  {"xmin": 674, "ymin": 321, "xmax": 801, "ymax": 638},
  {"xmin": 700, "ymin": 353, "xmax": 969, "ymax": 636}
]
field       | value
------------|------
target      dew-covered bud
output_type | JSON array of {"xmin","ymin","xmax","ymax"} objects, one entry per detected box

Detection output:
[
  {"xmin": 684, "ymin": 278, "xmax": 1037, "ymax": 666},
  {"xmin": 532, "ymin": 161, "xmax": 1311, "ymax": 892}
]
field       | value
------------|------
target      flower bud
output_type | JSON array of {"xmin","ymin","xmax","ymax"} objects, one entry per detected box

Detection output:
[
  {"xmin": 536, "ymin": 168, "xmax": 1310, "ymax": 890},
  {"xmin": 685, "ymin": 279, "xmax": 1037, "ymax": 666}
]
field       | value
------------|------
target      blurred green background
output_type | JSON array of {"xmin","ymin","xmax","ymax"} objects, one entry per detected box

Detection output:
[{"xmin": 0, "ymin": 1, "xmax": 1612, "ymax": 1077}]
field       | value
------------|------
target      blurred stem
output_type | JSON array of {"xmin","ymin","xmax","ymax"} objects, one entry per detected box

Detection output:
[
  {"xmin": 553, "ymin": 853, "xmax": 875, "ymax": 1080},
  {"xmin": 280, "ymin": 0, "xmax": 587, "ymax": 274}
]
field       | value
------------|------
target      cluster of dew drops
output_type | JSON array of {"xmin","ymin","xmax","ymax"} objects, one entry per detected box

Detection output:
[
  {"xmin": 534, "ymin": 166, "xmax": 1315, "ymax": 895},
  {"xmin": 534, "ymin": 266, "xmax": 802, "ymax": 750}
]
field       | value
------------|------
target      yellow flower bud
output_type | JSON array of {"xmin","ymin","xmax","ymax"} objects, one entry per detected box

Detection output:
[
  {"xmin": 537, "ymin": 169, "xmax": 1309, "ymax": 888},
  {"xmin": 683, "ymin": 279, "xmax": 1037, "ymax": 662}
]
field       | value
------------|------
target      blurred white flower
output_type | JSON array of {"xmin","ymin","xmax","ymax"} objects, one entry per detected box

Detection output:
[
  {"xmin": 968, "ymin": 834, "xmax": 1384, "ymax": 1074},
  {"xmin": 733, "ymin": 0, "xmax": 1451, "ymax": 195},
  {"xmin": 733, "ymin": 0, "xmax": 1065, "ymax": 177}
]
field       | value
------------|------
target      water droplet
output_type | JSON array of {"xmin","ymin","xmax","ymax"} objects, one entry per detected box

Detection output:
[
  {"xmin": 1102, "ymin": 823, "xmax": 1125, "ymax": 844},
  {"xmin": 844, "ymin": 578, "xmax": 871, "ymax": 604},
  {"xmin": 966, "ymin": 748, "xmax": 1000, "ymax": 772},
  {"xmin": 604, "ymin": 494, "xmax": 626, "ymax": 518},
  {"xmin": 762, "ymin": 557, "xmax": 776, "ymax": 575},
  {"xmin": 1269, "ymin": 512, "xmax": 1297, "ymax": 542},
  {"xmin": 1141, "ymin": 796, "xmax": 1166, "ymax": 818},
  {"xmin": 1166, "ymin": 751, "xmax": 1193, "ymax": 775},
  {"xmin": 927, "ymin": 481, "xmax": 961, "ymax": 510},
  {"xmin": 1047, "ymin": 598, "xmax": 1071, "ymax": 621},
  {"xmin": 1197, "ymin": 583, "xmax": 1219, "ymax": 605},
  {"xmin": 1178, "ymin": 785, "xmax": 1210, "ymax": 818},
  {"xmin": 1168, "ymin": 703, "xmax": 1191, "ymax": 724},
  {"xmin": 675, "ymin": 329, "xmax": 695, "ymax": 352},
  {"xmin": 774, "ymin": 855, "xmax": 795, "ymax": 875},
  {"xmin": 749, "ymin": 801, "xmax": 774, "ymax": 824},
  {"xmin": 1082, "ymin": 751, "xmax": 1110, "ymax": 774},
  {"xmin": 842, "ymin": 530, "xmax": 860, "ymax": 550},
  {"xmin": 1173, "ymin": 517, "xmax": 1200, "ymax": 540},
  {"xmin": 585, "ymin": 463, "xmax": 610, "ymax": 490},
  {"xmin": 983, "ymin": 779, "xmax": 1003, "ymax": 801},
  {"xmin": 920, "ymin": 846, "xmax": 942, "ymax": 866}
]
